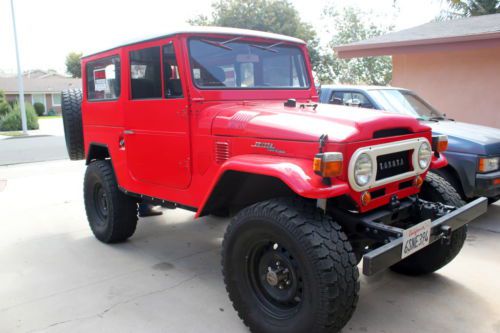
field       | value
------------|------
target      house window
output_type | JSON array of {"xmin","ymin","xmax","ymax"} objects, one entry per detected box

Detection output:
[
  {"xmin": 32, "ymin": 94, "xmax": 46, "ymax": 107},
  {"xmin": 52, "ymin": 93, "xmax": 62, "ymax": 106}
]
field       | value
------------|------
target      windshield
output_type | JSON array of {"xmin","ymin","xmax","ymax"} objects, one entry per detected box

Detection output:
[
  {"xmin": 368, "ymin": 89, "xmax": 442, "ymax": 120},
  {"xmin": 188, "ymin": 37, "xmax": 310, "ymax": 89}
]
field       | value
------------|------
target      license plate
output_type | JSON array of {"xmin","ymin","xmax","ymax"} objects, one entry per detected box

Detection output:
[{"xmin": 401, "ymin": 219, "xmax": 432, "ymax": 259}]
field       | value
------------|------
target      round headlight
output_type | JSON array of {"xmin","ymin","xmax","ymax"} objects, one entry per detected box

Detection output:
[
  {"xmin": 418, "ymin": 141, "xmax": 432, "ymax": 169},
  {"xmin": 354, "ymin": 153, "xmax": 373, "ymax": 187}
]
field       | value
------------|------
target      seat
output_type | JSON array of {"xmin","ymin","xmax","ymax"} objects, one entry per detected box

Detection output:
[{"xmin": 131, "ymin": 79, "xmax": 156, "ymax": 99}]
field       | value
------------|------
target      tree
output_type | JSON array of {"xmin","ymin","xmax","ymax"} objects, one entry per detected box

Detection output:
[
  {"xmin": 188, "ymin": 0, "xmax": 321, "ymax": 70},
  {"xmin": 65, "ymin": 52, "xmax": 83, "ymax": 78},
  {"xmin": 317, "ymin": 7, "xmax": 394, "ymax": 85},
  {"xmin": 441, "ymin": 0, "xmax": 499, "ymax": 18}
]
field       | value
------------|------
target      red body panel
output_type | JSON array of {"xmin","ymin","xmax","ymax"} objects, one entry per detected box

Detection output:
[{"xmin": 81, "ymin": 32, "xmax": 442, "ymax": 216}]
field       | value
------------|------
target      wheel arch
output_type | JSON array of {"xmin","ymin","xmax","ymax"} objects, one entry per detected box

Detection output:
[
  {"xmin": 198, "ymin": 171, "xmax": 296, "ymax": 217},
  {"xmin": 196, "ymin": 155, "xmax": 350, "ymax": 217},
  {"xmin": 86, "ymin": 143, "xmax": 111, "ymax": 165}
]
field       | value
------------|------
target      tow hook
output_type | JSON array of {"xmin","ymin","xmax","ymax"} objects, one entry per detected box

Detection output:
[
  {"xmin": 389, "ymin": 195, "xmax": 400, "ymax": 212},
  {"xmin": 440, "ymin": 225, "xmax": 452, "ymax": 245}
]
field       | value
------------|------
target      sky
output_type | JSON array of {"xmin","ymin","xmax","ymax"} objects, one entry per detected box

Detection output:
[{"xmin": 0, "ymin": 0, "xmax": 445, "ymax": 76}]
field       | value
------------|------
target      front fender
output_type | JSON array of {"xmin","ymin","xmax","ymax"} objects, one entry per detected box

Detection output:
[
  {"xmin": 196, "ymin": 154, "xmax": 349, "ymax": 217},
  {"xmin": 430, "ymin": 153, "xmax": 448, "ymax": 170}
]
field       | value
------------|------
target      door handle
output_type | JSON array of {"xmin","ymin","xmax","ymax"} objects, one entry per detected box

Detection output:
[{"xmin": 123, "ymin": 130, "xmax": 135, "ymax": 135}]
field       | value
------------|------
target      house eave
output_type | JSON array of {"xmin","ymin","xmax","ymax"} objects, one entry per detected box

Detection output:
[{"xmin": 334, "ymin": 31, "xmax": 500, "ymax": 58}]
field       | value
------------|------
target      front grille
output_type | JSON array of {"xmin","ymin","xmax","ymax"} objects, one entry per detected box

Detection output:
[
  {"xmin": 373, "ymin": 128, "xmax": 412, "ymax": 139},
  {"xmin": 376, "ymin": 150, "xmax": 411, "ymax": 180}
]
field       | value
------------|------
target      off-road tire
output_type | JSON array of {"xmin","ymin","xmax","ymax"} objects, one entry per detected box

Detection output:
[
  {"xmin": 391, "ymin": 172, "xmax": 467, "ymax": 276},
  {"xmin": 488, "ymin": 196, "xmax": 499, "ymax": 205},
  {"xmin": 222, "ymin": 198, "xmax": 359, "ymax": 333},
  {"xmin": 61, "ymin": 89, "xmax": 84, "ymax": 160},
  {"xmin": 84, "ymin": 160, "xmax": 138, "ymax": 243}
]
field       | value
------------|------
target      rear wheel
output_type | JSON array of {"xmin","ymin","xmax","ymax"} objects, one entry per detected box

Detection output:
[
  {"xmin": 391, "ymin": 172, "xmax": 467, "ymax": 275},
  {"xmin": 61, "ymin": 89, "xmax": 84, "ymax": 160},
  {"xmin": 222, "ymin": 198, "xmax": 359, "ymax": 333},
  {"xmin": 84, "ymin": 160, "xmax": 138, "ymax": 243}
]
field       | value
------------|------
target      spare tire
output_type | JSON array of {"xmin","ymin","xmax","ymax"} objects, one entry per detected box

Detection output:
[{"xmin": 61, "ymin": 89, "xmax": 85, "ymax": 160}]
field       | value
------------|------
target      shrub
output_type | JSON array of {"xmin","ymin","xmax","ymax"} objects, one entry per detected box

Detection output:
[
  {"xmin": 33, "ymin": 102, "xmax": 45, "ymax": 116},
  {"xmin": 0, "ymin": 102, "xmax": 39, "ymax": 131},
  {"xmin": 47, "ymin": 108, "xmax": 57, "ymax": 116},
  {"xmin": 0, "ymin": 90, "xmax": 12, "ymax": 118},
  {"xmin": 0, "ymin": 100, "xmax": 11, "ymax": 118}
]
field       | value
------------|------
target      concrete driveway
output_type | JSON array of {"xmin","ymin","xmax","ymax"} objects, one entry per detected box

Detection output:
[{"xmin": 1, "ymin": 160, "xmax": 499, "ymax": 333}]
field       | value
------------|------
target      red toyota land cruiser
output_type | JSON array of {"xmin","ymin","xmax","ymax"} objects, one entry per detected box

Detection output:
[{"xmin": 61, "ymin": 27, "xmax": 487, "ymax": 333}]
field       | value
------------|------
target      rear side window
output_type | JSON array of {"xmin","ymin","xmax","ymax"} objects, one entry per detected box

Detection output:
[
  {"xmin": 86, "ymin": 56, "xmax": 121, "ymax": 101},
  {"xmin": 130, "ymin": 47, "xmax": 162, "ymax": 99}
]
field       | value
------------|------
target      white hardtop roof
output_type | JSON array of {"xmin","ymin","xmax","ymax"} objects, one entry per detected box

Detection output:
[
  {"xmin": 320, "ymin": 84, "xmax": 409, "ymax": 91},
  {"xmin": 83, "ymin": 26, "xmax": 306, "ymax": 58}
]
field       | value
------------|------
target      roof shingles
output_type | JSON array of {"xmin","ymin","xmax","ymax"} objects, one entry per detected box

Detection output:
[
  {"xmin": 0, "ymin": 77, "xmax": 81, "ymax": 94},
  {"xmin": 334, "ymin": 13, "xmax": 500, "ymax": 58}
]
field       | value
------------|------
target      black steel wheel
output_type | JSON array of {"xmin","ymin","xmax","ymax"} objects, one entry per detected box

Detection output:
[
  {"xmin": 222, "ymin": 198, "xmax": 359, "ymax": 333},
  {"xmin": 247, "ymin": 239, "xmax": 304, "ymax": 318},
  {"xmin": 84, "ymin": 160, "xmax": 138, "ymax": 243}
]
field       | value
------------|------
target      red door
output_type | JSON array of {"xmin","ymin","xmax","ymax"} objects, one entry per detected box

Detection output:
[{"xmin": 124, "ymin": 40, "xmax": 191, "ymax": 189}]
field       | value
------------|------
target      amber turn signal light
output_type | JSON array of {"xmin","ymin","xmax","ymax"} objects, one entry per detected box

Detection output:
[
  {"xmin": 313, "ymin": 152, "xmax": 343, "ymax": 178},
  {"xmin": 432, "ymin": 135, "xmax": 448, "ymax": 153},
  {"xmin": 361, "ymin": 191, "xmax": 371, "ymax": 206},
  {"xmin": 414, "ymin": 175, "xmax": 424, "ymax": 188}
]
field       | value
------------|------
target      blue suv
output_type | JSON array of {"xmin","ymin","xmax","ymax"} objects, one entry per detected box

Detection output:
[{"xmin": 319, "ymin": 85, "xmax": 500, "ymax": 203}]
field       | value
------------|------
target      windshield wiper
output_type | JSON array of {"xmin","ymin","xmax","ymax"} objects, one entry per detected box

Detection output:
[
  {"xmin": 249, "ymin": 42, "xmax": 283, "ymax": 53},
  {"xmin": 428, "ymin": 115, "xmax": 454, "ymax": 121},
  {"xmin": 200, "ymin": 36, "xmax": 242, "ymax": 51}
]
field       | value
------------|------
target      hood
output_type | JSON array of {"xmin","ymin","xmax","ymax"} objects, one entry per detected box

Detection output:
[
  {"xmin": 426, "ymin": 120, "xmax": 500, "ymax": 155},
  {"xmin": 211, "ymin": 102, "xmax": 429, "ymax": 143}
]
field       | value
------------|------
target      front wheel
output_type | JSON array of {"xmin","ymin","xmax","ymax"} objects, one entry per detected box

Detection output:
[
  {"xmin": 222, "ymin": 198, "xmax": 359, "ymax": 333},
  {"xmin": 84, "ymin": 160, "xmax": 138, "ymax": 243},
  {"xmin": 391, "ymin": 172, "xmax": 467, "ymax": 276}
]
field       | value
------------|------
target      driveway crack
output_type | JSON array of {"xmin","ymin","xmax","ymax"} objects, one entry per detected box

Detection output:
[{"xmin": 27, "ymin": 273, "xmax": 202, "ymax": 332}]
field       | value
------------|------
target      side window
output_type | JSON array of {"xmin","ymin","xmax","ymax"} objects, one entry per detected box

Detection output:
[
  {"xmin": 351, "ymin": 92, "xmax": 374, "ymax": 108},
  {"xmin": 130, "ymin": 47, "xmax": 162, "ymax": 99},
  {"xmin": 329, "ymin": 91, "xmax": 373, "ymax": 108},
  {"xmin": 86, "ymin": 56, "xmax": 121, "ymax": 101},
  {"xmin": 163, "ymin": 43, "xmax": 183, "ymax": 98},
  {"xmin": 329, "ymin": 91, "xmax": 344, "ymax": 105}
]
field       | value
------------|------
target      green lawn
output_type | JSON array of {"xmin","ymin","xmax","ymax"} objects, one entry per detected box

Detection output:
[
  {"xmin": 0, "ymin": 131, "xmax": 24, "ymax": 136},
  {"xmin": 39, "ymin": 115, "xmax": 62, "ymax": 119}
]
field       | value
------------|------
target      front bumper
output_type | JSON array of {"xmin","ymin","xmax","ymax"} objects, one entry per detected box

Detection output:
[
  {"xmin": 359, "ymin": 197, "xmax": 487, "ymax": 275},
  {"xmin": 475, "ymin": 170, "xmax": 500, "ymax": 198}
]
